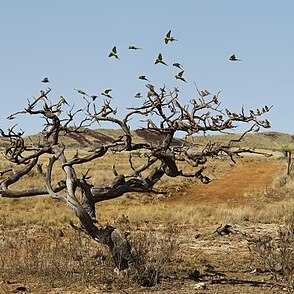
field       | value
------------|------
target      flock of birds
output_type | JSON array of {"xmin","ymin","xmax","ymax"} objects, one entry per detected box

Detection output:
[{"xmin": 41, "ymin": 30, "xmax": 242, "ymax": 103}]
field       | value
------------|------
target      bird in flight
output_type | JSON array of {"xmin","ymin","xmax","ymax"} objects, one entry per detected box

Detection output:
[
  {"xmin": 229, "ymin": 54, "xmax": 242, "ymax": 61},
  {"xmin": 173, "ymin": 62, "xmax": 183, "ymax": 69},
  {"xmin": 41, "ymin": 77, "xmax": 50, "ymax": 83},
  {"xmin": 134, "ymin": 92, "xmax": 142, "ymax": 99},
  {"xmin": 128, "ymin": 45, "xmax": 141, "ymax": 50},
  {"xmin": 155, "ymin": 53, "xmax": 168, "ymax": 66},
  {"xmin": 139, "ymin": 75, "xmax": 150, "ymax": 81},
  {"xmin": 101, "ymin": 89, "xmax": 112, "ymax": 99},
  {"xmin": 175, "ymin": 71, "xmax": 187, "ymax": 83},
  {"xmin": 91, "ymin": 95, "xmax": 98, "ymax": 101},
  {"xmin": 108, "ymin": 46, "xmax": 120, "ymax": 60},
  {"xmin": 164, "ymin": 30, "xmax": 178, "ymax": 44},
  {"xmin": 75, "ymin": 89, "xmax": 88, "ymax": 96},
  {"xmin": 59, "ymin": 96, "xmax": 70, "ymax": 106}
]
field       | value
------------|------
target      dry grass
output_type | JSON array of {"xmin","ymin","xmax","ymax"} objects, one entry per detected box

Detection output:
[
  {"xmin": 0, "ymin": 224, "xmax": 185, "ymax": 292},
  {"xmin": 190, "ymin": 131, "xmax": 294, "ymax": 151},
  {"xmin": 1, "ymin": 151, "xmax": 294, "ymax": 292},
  {"xmin": 249, "ymin": 213, "xmax": 294, "ymax": 292},
  {"xmin": 0, "ymin": 152, "xmax": 292, "ymax": 228}
]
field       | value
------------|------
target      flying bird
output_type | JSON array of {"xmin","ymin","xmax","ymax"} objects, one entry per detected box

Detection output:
[
  {"xmin": 75, "ymin": 89, "xmax": 88, "ymax": 96},
  {"xmin": 155, "ymin": 53, "xmax": 168, "ymax": 66},
  {"xmin": 229, "ymin": 54, "xmax": 242, "ymax": 61},
  {"xmin": 108, "ymin": 46, "xmax": 120, "ymax": 60},
  {"xmin": 138, "ymin": 75, "xmax": 150, "ymax": 81},
  {"xmin": 41, "ymin": 77, "xmax": 50, "ymax": 83},
  {"xmin": 59, "ymin": 96, "xmax": 69, "ymax": 106},
  {"xmin": 173, "ymin": 62, "xmax": 183, "ymax": 69},
  {"xmin": 134, "ymin": 92, "xmax": 142, "ymax": 99},
  {"xmin": 128, "ymin": 45, "xmax": 141, "ymax": 50},
  {"xmin": 101, "ymin": 89, "xmax": 112, "ymax": 99},
  {"xmin": 164, "ymin": 30, "xmax": 178, "ymax": 44},
  {"xmin": 175, "ymin": 71, "xmax": 187, "ymax": 83},
  {"xmin": 91, "ymin": 95, "xmax": 98, "ymax": 101}
]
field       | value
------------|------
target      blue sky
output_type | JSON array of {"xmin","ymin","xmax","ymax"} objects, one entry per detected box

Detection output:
[{"xmin": 0, "ymin": 1, "xmax": 293, "ymax": 134}]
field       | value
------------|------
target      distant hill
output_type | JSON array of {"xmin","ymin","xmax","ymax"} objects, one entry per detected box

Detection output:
[
  {"xmin": 1, "ymin": 129, "xmax": 293, "ymax": 151},
  {"xmin": 21, "ymin": 128, "xmax": 183, "ymax": 148},
  {"xmin": 189, "ymin": 131, "xmax": 294, "ymax": 151}
]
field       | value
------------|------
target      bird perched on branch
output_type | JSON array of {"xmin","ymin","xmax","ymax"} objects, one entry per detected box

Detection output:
[
  {"xmin": 101, "ymin": 89, "xmax": 112, "ymax": 99},
  {"xmin": 200, "ymin": 90, "xmax": 210, "ymax": 97},
  {"xmin": 108, "ymin": 46, "xmax": 120, "ymax": 60},
  {"xmin": 229, "ymin": 54, "xmax": 242, "ymax": 61},
  {"xmin": 175, "ymin": 71, "xmax": 187, "ymax": 83},
  {"xmin": 155, "ymin": 53, "xmax": 168, "ymax": 66},
  {"xmin": 164, "ymin": 30, "xmax": 178, "ymax": 44},
  {"xmin": 59, "ymin": 96, "xmax": 69, "ymax": 106},
  {"xmin": 146, "ymin": 84, "xmax": 156, "ymax": 98},
  {"xmin": 41, "ymin": 77, "xmax": 50, "ymax": 83},
  {"xmin": 91, "ymin": 95, "xmax": 98, "ymax": 101}
]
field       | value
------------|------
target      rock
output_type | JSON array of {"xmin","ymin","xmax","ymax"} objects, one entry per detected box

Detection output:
[
  {"xmin": 194, "ymin": 282, "xmax": 207, "ymax": 290},
  {"xmin": 249, "ymin": 268, "xmax": 263, "ymax": 274}
]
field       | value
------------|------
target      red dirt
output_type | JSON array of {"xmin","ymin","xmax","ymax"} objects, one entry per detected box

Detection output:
[{"xmin": 170, "ymin": 159, "xmax": 280, "ymax": 206}]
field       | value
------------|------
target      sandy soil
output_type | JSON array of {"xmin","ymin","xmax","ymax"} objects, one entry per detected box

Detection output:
[{"xmin": 170, "ymin": 159, "xmax": 280, "ymax": 206}]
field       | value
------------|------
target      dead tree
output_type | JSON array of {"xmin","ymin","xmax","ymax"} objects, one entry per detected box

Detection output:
[{"xmin": 0, "ymin": 86, "xmax": 271, "ymax": 270}]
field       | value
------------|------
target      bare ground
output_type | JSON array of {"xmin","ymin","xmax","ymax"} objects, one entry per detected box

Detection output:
[{"xmin": 169, "ymin": 159, "xmax": 280, "ymax": 206}]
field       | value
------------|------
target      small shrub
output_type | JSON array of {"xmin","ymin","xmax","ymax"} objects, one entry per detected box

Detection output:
[
  {"xmin": 250, "ymin": 214, "xmax": 294, "ymax": 291},
  {"xmin": 128, "ymin": 225, "xmax": 180, "ymax": 287}
]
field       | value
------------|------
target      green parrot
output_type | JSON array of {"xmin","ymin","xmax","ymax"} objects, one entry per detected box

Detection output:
[
  {"xmin": 128, "ymin": 45, "xmax": 141, "ymax": 50},
  {"xmin": 108, "ymin": 46, "xmax": 120, "ymax": 60},
  {"xmin": 200, "ymin": 90, "xmax": 210, "ymax": 97},
  {"xmin": 41, "ymin": 77, "xmax": 50, "ymax": 83},
  {"xmin": 101, "ymin": 89, "xmax": 112, "ymax": 99},
  {"xmin": 155, "ymin": 53, "xmax": 168, "ymax": 66},
  {"xmin": 164, "ymin": 30, "xmax": 178, "ymax": 44},
  {"xmin": 59, "ymin": 96, "xmax": 69, "ymax": 106},
  {"xmin": 172, "ymin": 62, "xmax": 183, "ymax": 69},
  {"xmin": 75, "ymin": 89, "xmax": 88, "ymax": 96},
  {"xmin": 134, "ymin": 92, "xmax": 142, "ymax": 99},
  {"xmin": 175, "ymin": 71, "xmax": 187, "ymax": 83},
  {"xmin": 139, "ymin": 75, "xmax": 150, "ymax": 82},
  {"xmin": 229, "ymin": 54, "xmax": 241, "ymax": 61}
]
